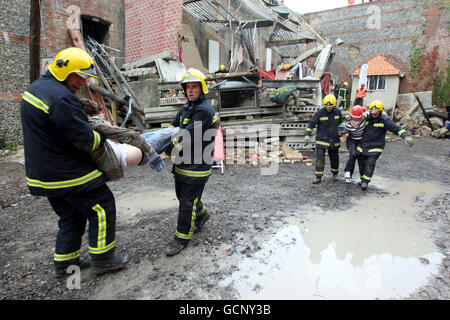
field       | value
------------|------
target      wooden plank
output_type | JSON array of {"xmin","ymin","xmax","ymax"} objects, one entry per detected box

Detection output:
[
  {"xmin": 414, "ymin": 93, "xmax": 434, "ymax": 130},
  {"xmin": 262, "ymin": 79, "xmax": 320, "ymax": 89},
  {"xmin": 145, "ymin": 106, "xmax": 182, "ymax": 113}
]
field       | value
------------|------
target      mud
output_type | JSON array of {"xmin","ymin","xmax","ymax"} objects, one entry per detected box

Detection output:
[{"xmin": 0, "ymin": 137, "xmax": 449, "ymax": 300}]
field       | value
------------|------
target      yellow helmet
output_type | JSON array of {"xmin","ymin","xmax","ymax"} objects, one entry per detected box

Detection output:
[
  {"xmin": 322, "ymin": 94, "xmax": 337, "ymax": 107},
  {"xmin": 180, "ymin": 68, "xmax": 208, "ymax": 94},
  {"xmin": 49, "ymin": 47, "xmax": 97, "ymax": 81},
  {"xmin": 343, "ymin": 81, "xmax": 349, "ymax": 86},
  {"xmin": 369, "ymin": 100, "xmax": 384, "ymax": 112},
  {"xmin": 219, "ymin": 64, "xmax": 226, "ymax": 71}
]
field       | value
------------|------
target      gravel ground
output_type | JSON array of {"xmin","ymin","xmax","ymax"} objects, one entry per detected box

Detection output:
[{"xmin": 0, "ymin": 136, "xmax": 449, "ymax": 300}]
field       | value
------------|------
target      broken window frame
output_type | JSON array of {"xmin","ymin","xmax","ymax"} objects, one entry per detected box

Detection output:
[{"xmin": 368, "ymin": 75, "xmax": 387, "ymax": 91}]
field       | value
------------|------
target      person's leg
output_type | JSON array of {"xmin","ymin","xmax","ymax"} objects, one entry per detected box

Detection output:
[
  {"xmin": 167, "ymin": 180, "xmax": 205, "ymax": 255},
  {"xmin": 329, "ymin": 148, "xmax": 339, "ymax": 180},
  {"xmin": 48, "ymin": 197, "xmax": 87, "ymax": 276},
  {"xmin": 344, "ymin": 138, "xmax": 357, "ymax": 177},
  {"xmin": 361, "ymin": 153, "xmax": 380, "ymax": 190},
  {"xmin": 313, "ymin": 147, "xmax": 326, "ymax": 184},
  {"xmin": 64, "ymin": 184, "xmax": 129, "ymax": 271}
]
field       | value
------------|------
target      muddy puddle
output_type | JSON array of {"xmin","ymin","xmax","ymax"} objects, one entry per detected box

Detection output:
[
  {"xmin": 220, "ymin": 179, "xmax": 444, "ymax": 299},
  {"xmin": 115, "ymin": 187, "xmax": 178, "ymax": 220}
]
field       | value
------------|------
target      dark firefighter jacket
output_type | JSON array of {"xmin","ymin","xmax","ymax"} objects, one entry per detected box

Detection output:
[
  {"xmin": 359, "ymin": 113, "xmax": 410, "ymax": 154},
  {"xmin": 166, "ymin": 95, "xmax": 218, "ymax": 183},
  {"xmin": 305, "ymin": 107, "xmax": 344, "ymax": 149},
  {"xmin": 20, "ymin": 71, "xmax": 108, "ymax": 197}
]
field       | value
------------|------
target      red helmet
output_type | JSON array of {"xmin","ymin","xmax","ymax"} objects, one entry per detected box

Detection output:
[{"xmin": 350, "ymin": 105, "xmax": 363, "ymax": 119}]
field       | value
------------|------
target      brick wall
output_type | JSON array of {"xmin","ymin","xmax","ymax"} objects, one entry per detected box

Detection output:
[
  {"xmin": 305, "ymin": 0, "xmax": 449, "ymax": 93},
  {"xmin": 0, "ymin": 0, "xmax": 124, "ymax": 145},
  {"xmin": 125, "ymin": 0, "xmax": 182, "ymax": 63}
]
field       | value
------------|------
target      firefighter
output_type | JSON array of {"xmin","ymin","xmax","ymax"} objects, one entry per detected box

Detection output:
[
  {"xmin": 335, "ymin": 81, "xmax": 349, "ymax": 110},
  {"xmin": 20, "ymin": 47, "xmax": 129, "ymax": 277},
  {"xmin": 305, "ymin": 94, "xmax": 345, "ymax": 184},
  {"xmin": 357, "ymin": 100, "xmax": 414, "ymax": 190},
  {"xmin": 164, "ymin": 68, "xmax": 218, "ymax": 256}
]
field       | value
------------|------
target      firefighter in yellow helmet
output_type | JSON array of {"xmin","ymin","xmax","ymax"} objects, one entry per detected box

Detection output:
[
  {"xmin": 357, "ymin": 100, "xmax": 414, "ymax": 190},
  {"xmin": 305, "ymin": 94, "xmax": 345, "ymax": 184},
  {"xmin": 334, "ymin": 80, "xmax": 349, "ymax": 110},
  {"xmin": 164, "ymin": 68, "xmax": 218, "ymax": 256},
  {"xmin": 215, "ymin": 64, "xmax": 229, "ymax": 74},
  {"xmin": 21, "ymin": 47, "xmax": 130, "ymax": 277}
]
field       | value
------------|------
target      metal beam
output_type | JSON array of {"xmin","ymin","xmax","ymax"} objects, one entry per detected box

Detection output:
[{"xmin": 267, "ymin": 38, "xmax": 315, "ymax": 46}]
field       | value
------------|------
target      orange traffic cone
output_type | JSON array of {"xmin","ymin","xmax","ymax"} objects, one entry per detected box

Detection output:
[{"xmin": 213, "ymin": 126, "xmax": 225, "ymax": 174}]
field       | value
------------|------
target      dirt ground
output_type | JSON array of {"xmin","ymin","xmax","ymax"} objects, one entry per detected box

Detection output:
[{"xmin": 0, "ymin": 136, "xmax": 449, "ymax": 300}]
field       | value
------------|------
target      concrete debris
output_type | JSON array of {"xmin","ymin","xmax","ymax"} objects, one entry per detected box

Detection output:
[{"xmin": 395, "ymin": 91, "xmax": 447, "ymax": 138}]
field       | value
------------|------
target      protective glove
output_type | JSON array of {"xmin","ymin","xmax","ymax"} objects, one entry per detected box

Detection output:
[
  {"xmin": 304, "ymin": 135, "xmax": 310, "ymax": 142},
  {"xmin": 404, "ymin": 136, "xmax": 414, "ymax": 147},
  {"xmin": 148, "ymin": 152, "xmax": 164, "ymax": 172}
]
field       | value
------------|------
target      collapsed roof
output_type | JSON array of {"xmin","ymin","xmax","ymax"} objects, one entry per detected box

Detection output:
[{"xmin": 182, "ymin": 0, "xmax": 320, "ymax": 59}]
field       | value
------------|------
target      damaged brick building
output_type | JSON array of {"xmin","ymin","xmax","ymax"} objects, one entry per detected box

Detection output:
[{"xmin": 0, "ymin": 0, "xmax": 448, "ymax": 145}]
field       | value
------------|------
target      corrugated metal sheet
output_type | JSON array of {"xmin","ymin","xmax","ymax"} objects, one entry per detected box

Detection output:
[{"xmin": 183, "ymin": 0, "xmax": 318, "ymax": 58}]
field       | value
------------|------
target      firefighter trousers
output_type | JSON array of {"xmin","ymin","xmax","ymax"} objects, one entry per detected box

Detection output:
[
  {"xmin": 360, "ymin": 152, "xmax": 382, "ymax": 183},
  {"xmin": 344, "ymin": 138, "xmax": 364, "ymax": 178},
  {"xmin": 48, "ymin": 184, "xmax": 117, "ymax": 268},
  {"xmin": 315, "ymin": 147, "xmax": 339, "ymax": 178},
  {"xmin": 174, "ymin": 178, "xmax": 207, "ymax": 244}
]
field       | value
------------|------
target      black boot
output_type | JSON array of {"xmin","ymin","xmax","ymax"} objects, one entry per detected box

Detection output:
[
  {"xmin": 194, "ymin": 211, "xmax": 210, "ymax": 233},
  {"xmin": 361, "ymin": 181, "xmax": 369, "ymax": 190},
  {"xmin": 165, "ymin": 240, "xmax": 187, "ymax": 256},
  {"xmin": 332, "ymin": 173, "xmax": 339, "ymax": 181},
  {"xmin": 91, "ymin": 253, "xmax": 130, "ymax": 274},
  {"xmin": 54, "ymin": 256, "xmax": 91, "ymax": 278}
]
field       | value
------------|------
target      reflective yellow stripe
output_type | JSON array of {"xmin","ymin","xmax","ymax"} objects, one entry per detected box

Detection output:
[
  {"xmin": 398, "ymin": 129, "xmax": 406, "ymax": 136},
  {"xmin": 315, "ymin": 171, "xmax": 324, "ymax": 175},
  {"xmin": 316, "ymin": 141, "xmax": 330, "ymax": 147},
  {"xmin": 174, "ymin": 166, "xmax": 212, "ymax": 178},
  {"xmin": 212, "ymin": 114, "xmax": 217, "ymax": 124},
  {"xmin": 54, "ymin": 250, "xmax": 80, "ymax": 262},
  {"xmin": 331, "ymin": 168, "xmax": 339, "ymax": 173},
  {"xmin": 306, "ymin": 128, "xmax": 312, "ymax": 132},
  {"xmin": 362, "ymin": 175, "xmax": 372, "ymax": 181},
  {"xmin": 319, "ymin": 117, "xmax": 329, "ymax": 121},
  {"xmin": 356, "ymin": 146, "xmax": 363, "ymax": 152},
  {"xmin": 26, "ymin": 170, "xmax": 103, "ymax": 189},
  {"xmin": 373, "ymin": 123, "xmax": 384, "ymax": 127},
  {"xmin": 175, "ymin": 197, "xmax": 198, "ymax": 240},
  {"xmin": 168, "ymin": 125, "xmax": 175, "ymax": 128},
  {"xmin": 88, "ymin": 241, "xmax": 116, "ymax": 255},
  {"xmin": 183, "ymin": 118, "xmax": 190, "ymax": 125},
  {"xmin": 173, "ymin": 138, "xmax": 183, "ymax": 151},
  {"xmin": 334, "ymin": 116, "xmax": 340, "ymax": 119},
  {"xmin": 368, "ymin": 148, "xmax": 383, "ymax": 153},
  {"xmin": 92, "ymin": 204, "xmax": 106, "ymax": 249},
  {"xmin": 334, "ymin": 142, "xmax": 341, "ymax": 147},
  {"xmin": 22, "ymin": 91, "xmax": 50, "ymax": 114},
  {"xmin": 92, "ymin": 130, "xmax": 101, "ymax": 151}
]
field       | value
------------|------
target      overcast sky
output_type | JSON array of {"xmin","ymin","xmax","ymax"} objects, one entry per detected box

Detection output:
[{"xmin": 283, "ymin": 0, "xmax": 357, "ymax": 14}]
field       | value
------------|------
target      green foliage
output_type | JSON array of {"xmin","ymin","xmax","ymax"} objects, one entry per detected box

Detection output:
[
  {"xmin": 409, "ymin": 46, "xmax": 422, "ymax": 80},
  {"xmin": 0, "ymin": 137, "xmax": 17, "ymax": 152},
  {"xmin": 433, "ymin": 65, "xmax": 450, "ymax": 109}
]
